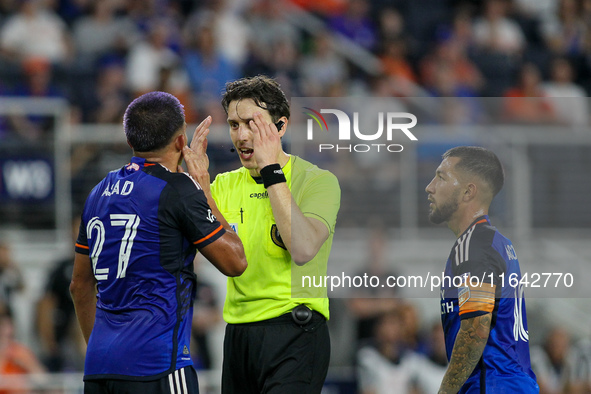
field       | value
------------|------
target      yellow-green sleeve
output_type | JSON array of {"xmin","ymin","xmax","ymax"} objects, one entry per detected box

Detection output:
[
  {"xmin": 210, "ymin": 175, "xmax": 220, "ymax": 204},
  {"xmin": 298, "ymin": 171, "xmax": 341, "ymax": 233}
]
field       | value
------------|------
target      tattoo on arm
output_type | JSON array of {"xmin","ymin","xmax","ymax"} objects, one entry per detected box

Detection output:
[{"xmin": 438, "ymin": 313, "xmax": 492, "ymax": 394}]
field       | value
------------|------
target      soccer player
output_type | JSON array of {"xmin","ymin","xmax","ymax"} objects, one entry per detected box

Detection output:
[
  {"xmin": 184, "ymin": 75, "xmax": 341, "ymax": 393},
  {"xmin": 70, "ymin": 91, "xmax": 247, "ymax": 394},
  {"xmin": 425, "ymin": 146, "xmax": 539, "ymax": 393}
]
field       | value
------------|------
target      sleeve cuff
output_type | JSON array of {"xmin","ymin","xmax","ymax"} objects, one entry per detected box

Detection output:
[{"xmin": 193, "ymin": 225, "xmax": 226, "ymax": 249}]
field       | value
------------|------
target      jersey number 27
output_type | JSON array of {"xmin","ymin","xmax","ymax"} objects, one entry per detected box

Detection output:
[{"xmin": 87, "ymin": 214, "xmax": 140, "ymax": 281}]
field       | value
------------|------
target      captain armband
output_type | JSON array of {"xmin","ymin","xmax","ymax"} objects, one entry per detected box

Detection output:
[{"xmin": 458, "ymin": 276, "xmax": 496, "ymax": 317}]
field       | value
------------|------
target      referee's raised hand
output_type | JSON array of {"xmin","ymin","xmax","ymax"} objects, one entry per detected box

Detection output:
[{"xmin": 250, "ymin": 111, "xmax": 282, "ymax": 172}]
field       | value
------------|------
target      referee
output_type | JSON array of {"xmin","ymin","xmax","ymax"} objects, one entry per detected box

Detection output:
[
  {"xmin": 185, "ymin": 75, "xmax": 341, "ymax": 393},
  {"xmin": 70, "ymin": 91, "xmax": 247, "ymax": 393}
]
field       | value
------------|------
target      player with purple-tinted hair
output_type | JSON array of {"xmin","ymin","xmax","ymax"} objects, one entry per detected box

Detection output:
[{"xmin": 70, "ymin": 91, "xmax": 247, "ymax": 394}]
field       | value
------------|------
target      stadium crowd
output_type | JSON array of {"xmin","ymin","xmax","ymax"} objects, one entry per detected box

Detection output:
[
  {"xmin": 0, "ymin": 0, "xmax": 590, "ymax": 129},
  {"xmin": 1, "ymin": 0, "xmax": 591, "ymax": 393}
]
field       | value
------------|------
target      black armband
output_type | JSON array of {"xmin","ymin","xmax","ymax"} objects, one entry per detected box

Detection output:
[{"xmin": 260, "ymin": 163, "xmax": 286, "ymax": 188}]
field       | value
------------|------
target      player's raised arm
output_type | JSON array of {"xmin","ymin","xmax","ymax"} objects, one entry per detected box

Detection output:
[{"xmin": 182, "ymin": 116, "xmax": 247, "ymax": 277}]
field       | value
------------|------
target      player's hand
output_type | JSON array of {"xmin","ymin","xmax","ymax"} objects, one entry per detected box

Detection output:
[
  {"xmin": 250, "ymin": 112, "xmax": 282, "ymax": 172},
  {"xmin": 182, "ymin": 116, "xmax": 212, "ymax": 192}
]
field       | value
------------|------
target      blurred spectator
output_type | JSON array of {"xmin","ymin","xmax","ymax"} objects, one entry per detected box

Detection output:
[
  {"xmin": 450, "ymin": 9, "xmax": 478, "ymax": 54},
  {"xmin": 125, "ymin": 19, "xmax": 179, "ymax": 97},
  {"xmin": 513, "ymin": 0, "xmax": 558, "ymax": 22},
  {"xmin": 11, "ymin": 58, "xmax": 62, "ymax": 98},
  {"xmin": 35, "ymin": 217, "xmax": 85, "ymax": 372},
  {"xmin": 183, "ymin": 19, "xmax": 238, "ymax": 110},
  {"xmin": 244, "ymin": 0, "xmax": 300, "ymax": 72},
  {"xmin": 87, "ymin": 59, "xmax": 131, "ymax": 124},
  {"xmin": 543, "ymin": 56, "xmax": 589, "ymax": 127},
  {"xmin": 244, "ymin": 35, "xmax": 301, "ymax": 97},
  {"xmin": 357, "ymin": 309, "xmax": 438, "ymax": 394},
  {"xmin": 347, "ymin": 228, "xmax": 400, "ymax": 345},
  {"xmin": 72, "ymin": 0, "xmax": 139, "ymax": 65},
  {"xmin": 502, "ymin": 62, "xmax": 558, "ymax": 124},
  {"xmin": 299, "ymin": 31, "xmax": 348, "ymax": 96},
  {"xmin": 191, "ymin": 278, "xmax": 221, "ymax": 370},
  {"xmin": 398, "ymin": 302, "xmax": 421, "ymax": 351},
  {"xmin": 414, "ymin": 321, "xmax": 447, "ymax": 394},
  {"xmin": 0, "ymin": 0, "xmax": 18, "ymax": 14},
  {"xmin": 267, "ymin": 39, "xmax": 301, "ymax": 96},
  {"xmin": 420, "ymin": 38, "xmax": 483, "ymax": 94},
  {"xmin": 156, "ymin": 63, "xmax": 196, "ymax": 124},
  {"xmin": 377, "ymin": 7, "xmax": 405, "ymax": 42},
  {"xmin": 531, "ymin": 327, "xmax": 573, "ymax": 394},
  {"xmin": 184, "ymin": 0, "xmax": 251, "ymax": 68},
  {"xmin": 0, "ymin": 0, "xmax": 71, "ymax": 65},
  {"xmin": 53, "ymin": 0, "xmax": 93, "ymax": 26},
  {"xmin": 542, "ymin": 0, "xmax": 587, "ymax": 56},
  {"xmin": 288, "ymin": 0, "xmax": 347, "ymax": 17},
  {"xmin": 566, "ymin": 337, "xmax": 591, "ymax": 393},
  {"xmin": 583, "ymin": 0, "xmax": 591, "ymax": 26},
  {"xmin": 0, "ymin": 300, "xmax": 47, "ymax": 394},
  {"xmin": 0, "ymin": 242, "xmax": 23, "ymax": 313},
  {"xmin": 357, "ymin": 310, "xmax": 418, "ymax": 394},
  {"xmin": 473, "ymin": 0, "xmax": 526, "ymax": 57},
  {"xmin": 124, "ymin": 0, "xmax": 161, "ymax": 33},
  {"xmin": 6, "ymin": 57, "xmax": 64, "ymax": 141},
  {"xmin": 327, "ymin": 0, "xmax": 377, "ymax": 52},
  {"xmin": 425, "ymin": 61, "xmax": 475, "ymax": 98},
  {"xmin": 422, "ymin": 62, "xmax": 485, "ymax": 126},
  {"xmin": 380, "ymin": 37, "xmax": 418, "ymax": 86}
]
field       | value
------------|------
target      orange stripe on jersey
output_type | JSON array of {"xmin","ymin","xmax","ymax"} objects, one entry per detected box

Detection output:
[
  {"xmin": 459, "ymin": 281, "xmax": 496, "ymax": 316},
  {"xmin": 75, "ymin": 243, "xmax": 89, "ymax": 250},
  {"xmin": 193, "ymin": 224, "xmax": 223, "ymax": 246},
  {"xmin": 144, "ymin": 163, "xmax": 156, "ymax": 167},
  {"xmin": 474, "ymin": 219, "xmax": 488, "ymax": 226},
  {"xmin": 460, "ymin": 302, "xmax": 495, "ymax": 315}
]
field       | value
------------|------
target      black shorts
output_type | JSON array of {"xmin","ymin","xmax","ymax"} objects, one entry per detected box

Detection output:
[
  {"xmin": 222, "ymin": 309, "xmax": 330, "ymax": 394},
  {"xmin": 84, "ymin": 366, "xmax": 199, "ymax": 394}
]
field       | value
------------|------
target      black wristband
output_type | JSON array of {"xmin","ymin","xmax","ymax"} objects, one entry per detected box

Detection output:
[{"xmin": 260, "ymin": 163, "xmax": 286, "ymax": 188}]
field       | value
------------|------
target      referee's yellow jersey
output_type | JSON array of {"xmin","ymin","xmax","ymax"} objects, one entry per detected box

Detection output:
[{"xmin": 211, "ymin": 155, "xmax": 341, "ymax": 323}]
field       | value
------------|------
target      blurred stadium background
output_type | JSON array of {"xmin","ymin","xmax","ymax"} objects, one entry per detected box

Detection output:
[{"xmin": 1, "ymin": 0, "xmax": 591, "ymax": 393}]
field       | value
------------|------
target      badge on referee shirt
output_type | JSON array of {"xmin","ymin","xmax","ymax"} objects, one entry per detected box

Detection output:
[{"xmin": 270, "ymin": 224, "xmax": 286, "ymax": 250}]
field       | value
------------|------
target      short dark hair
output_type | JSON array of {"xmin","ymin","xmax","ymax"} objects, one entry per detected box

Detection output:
[
  {"xmin": 123, "ymin": 91, "xmax": 185, "ymax": 152},
  {"xmin": 443, "ymin": 146, "xmax": 505, "ymax": 197},
  {"xmin": 221, "ymin": 75, "xmax": 290, "ymax": 122}
]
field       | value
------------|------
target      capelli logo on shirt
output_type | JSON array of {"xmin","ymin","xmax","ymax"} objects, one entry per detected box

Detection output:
[{"xmin": 250, "ymin": 191, "xmax": 269, "ymax": 199}]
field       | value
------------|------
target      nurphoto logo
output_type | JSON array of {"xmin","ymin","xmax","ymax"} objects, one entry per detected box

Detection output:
[{"xmin": 303, "ymin": 107, "xmax": 418, "ymax": 153}]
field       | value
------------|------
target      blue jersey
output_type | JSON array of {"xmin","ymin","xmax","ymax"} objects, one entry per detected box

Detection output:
[
  {"xmin": 440, "ymin": 216, "xmax": 539, "ymax": 393},
  {"xmin": 75, "ymin": 157, "xmax": 225, "ymax": 380}
]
